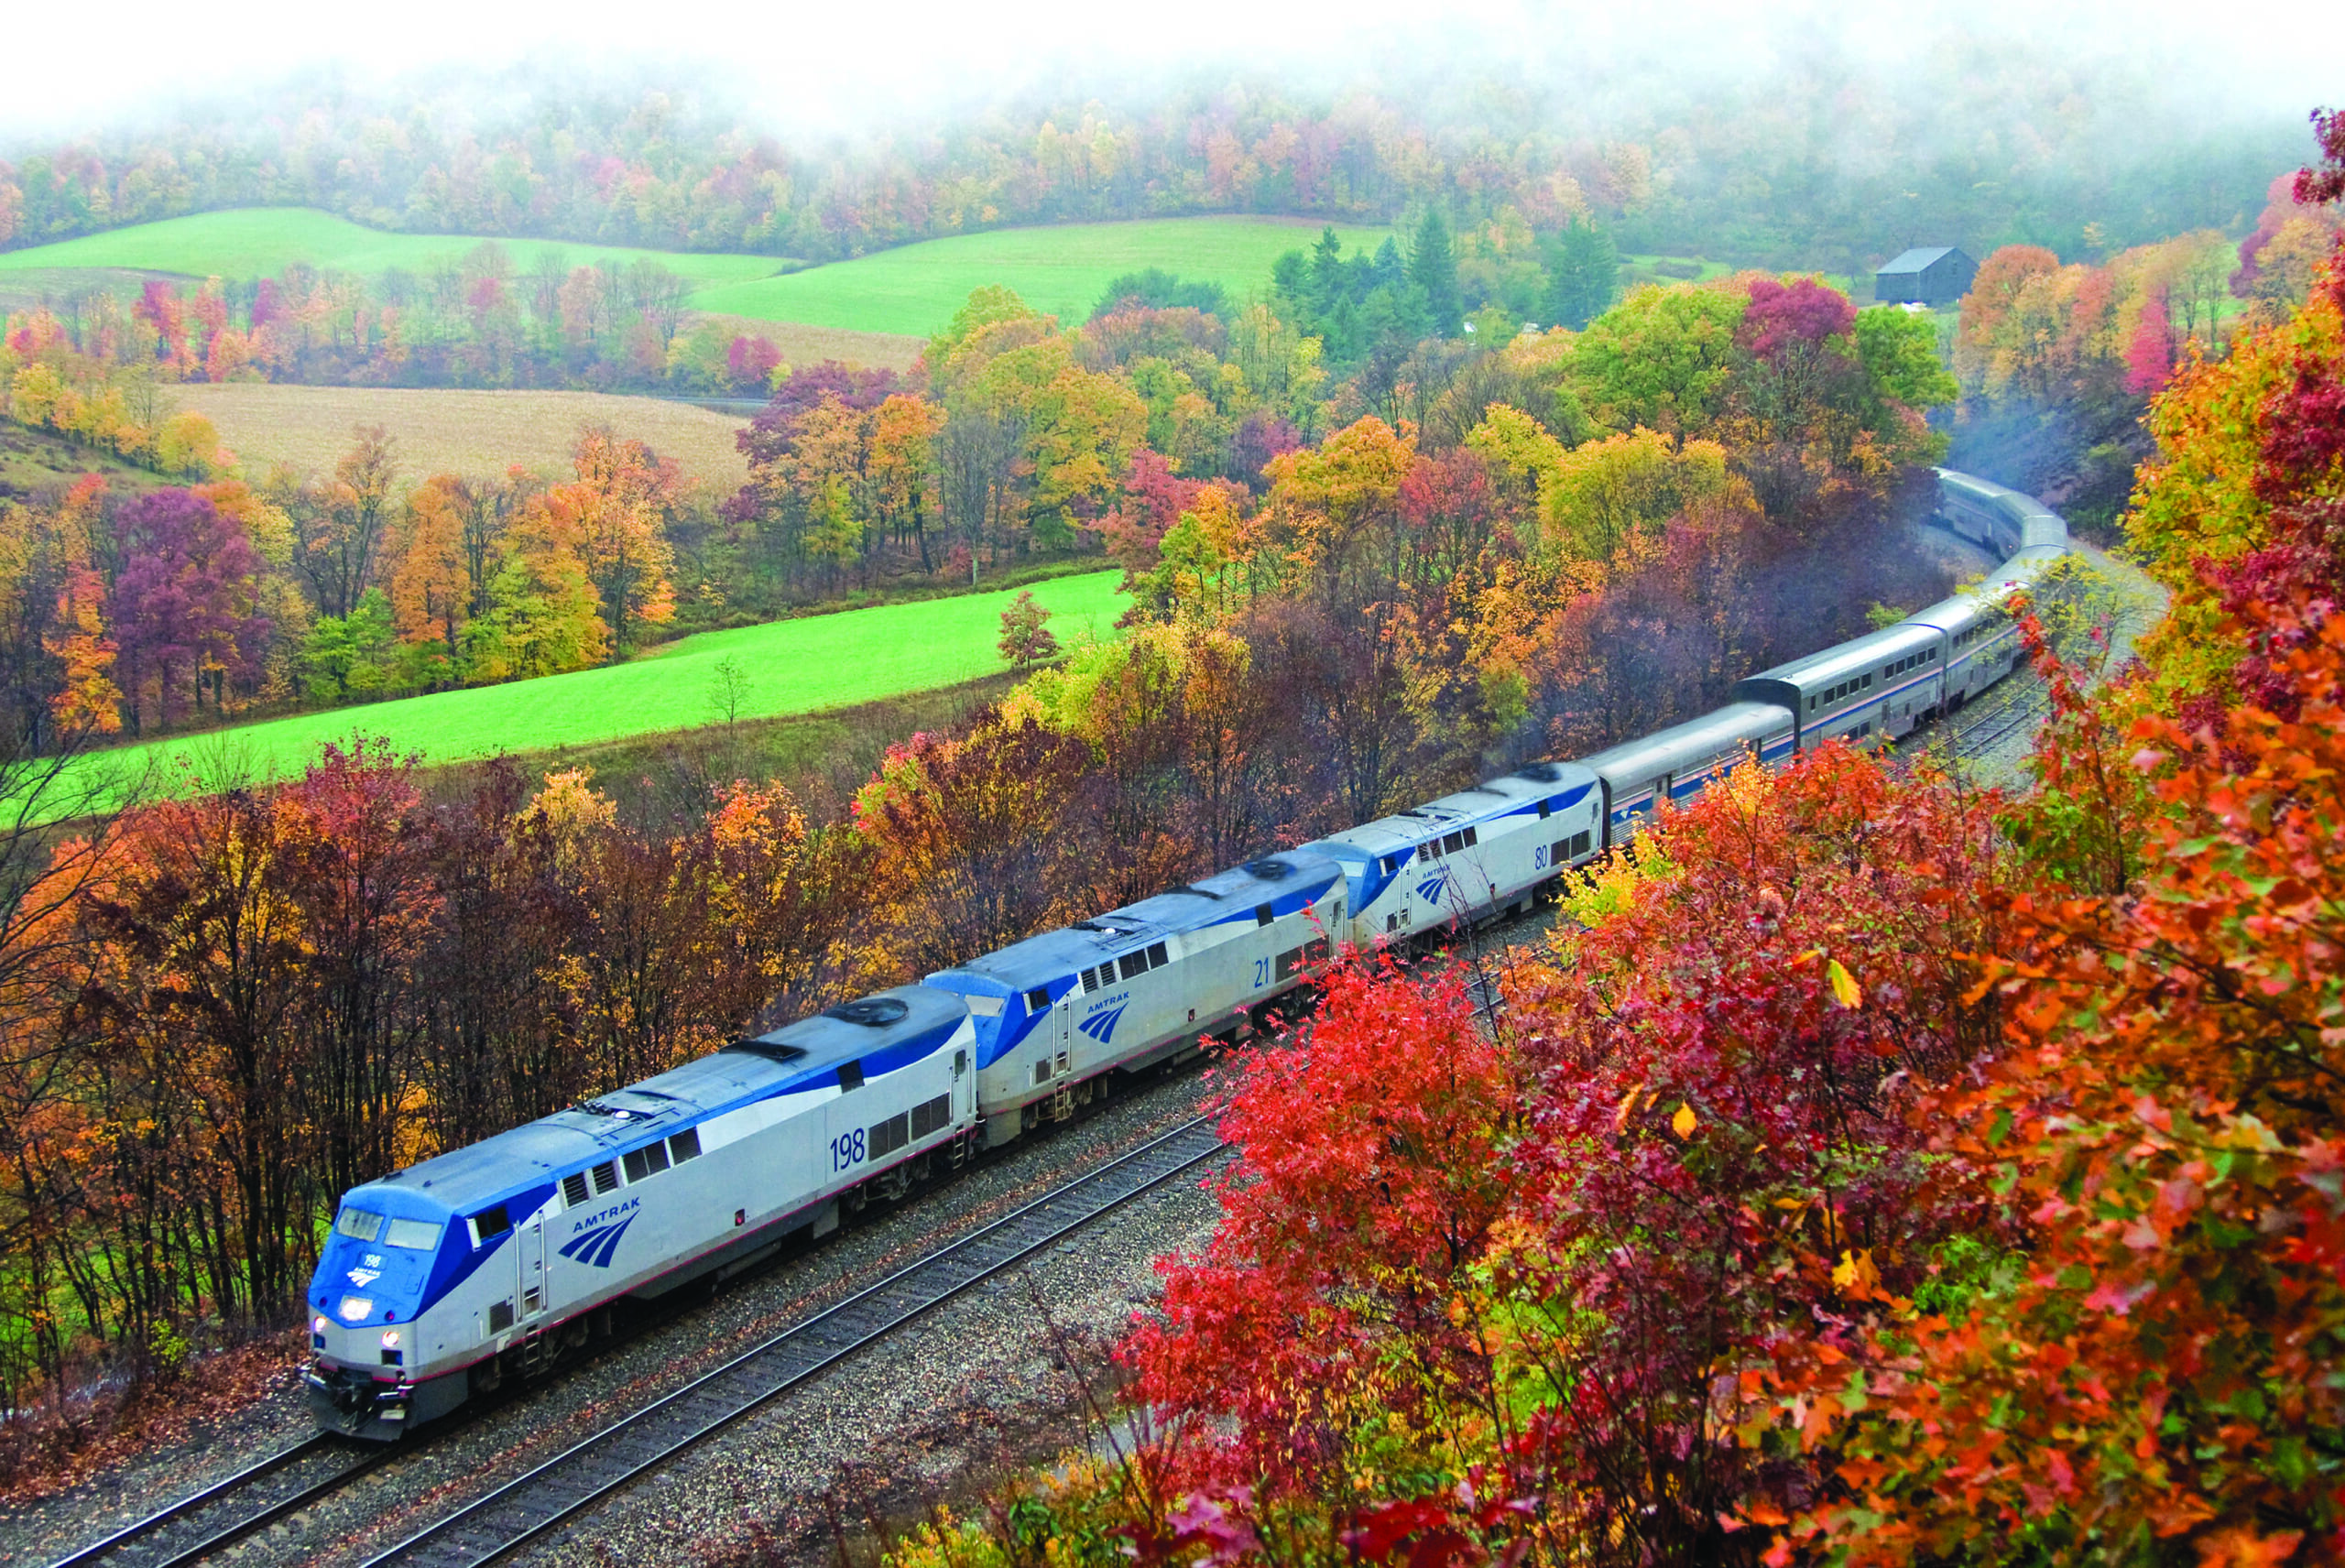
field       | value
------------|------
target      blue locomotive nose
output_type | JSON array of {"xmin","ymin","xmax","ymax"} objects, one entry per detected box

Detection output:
[{"xmin": 309, "ymin": 1201, "xmax": 453, "ymax": 1326}]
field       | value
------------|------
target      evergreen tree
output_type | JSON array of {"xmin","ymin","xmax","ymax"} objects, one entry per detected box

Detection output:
[
  {"xmin": 1542, "ymin": 217, "xmax": 1622, "ymax": 330},
  {"xmin": 1410, "ymin": 211, "xmax": 1465, "ymax": 337}
]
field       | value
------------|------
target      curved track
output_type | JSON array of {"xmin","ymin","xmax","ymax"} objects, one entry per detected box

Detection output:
[{"xmin": 42, "ymin": 473, "xmax": 2112, "ymax": 1568}]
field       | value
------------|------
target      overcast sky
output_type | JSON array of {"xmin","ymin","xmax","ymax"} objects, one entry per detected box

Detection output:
[{"xmin": 2, "ymin": 0, "xmax": 2335, "ymax": 142}]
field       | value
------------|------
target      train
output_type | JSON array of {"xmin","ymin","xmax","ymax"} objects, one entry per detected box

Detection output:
[{"xmin": 303, "ymin": 468, "xmax": 2070, "ymax": 1439}]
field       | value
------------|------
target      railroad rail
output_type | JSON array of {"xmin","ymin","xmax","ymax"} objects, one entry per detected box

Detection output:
[
  {"xmin": 45, "ymin": 1433, "xmax": 398, "ymax": 1568},
  {"xmin": 353, "ymin": 1115, "xmax": 1227, "ymax": 1568}
]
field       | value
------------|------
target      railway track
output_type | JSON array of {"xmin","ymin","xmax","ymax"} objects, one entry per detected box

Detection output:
[
  {"xmin": 348, "ymin": 1115, "xmax": 1227, "ymax": 1568},
  {"xmin": 44, "ymin": 1434, "xmax": 398, "ymax": 1568},
  {"xmin": 40, "ymin": 1115, "xmax": 1226, "ymax": 1568}
]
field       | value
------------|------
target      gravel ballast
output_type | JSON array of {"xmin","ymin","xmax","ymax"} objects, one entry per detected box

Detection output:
[{"xmin": 1, "ymin": 1073, "xmax": 1228, "ymax": 1568}]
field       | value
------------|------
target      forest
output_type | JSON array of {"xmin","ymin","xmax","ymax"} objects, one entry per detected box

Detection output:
[
  {"xmin": 0, "ymin": 242, "xmax": 1980, "ymax": 1425},
  {"xmin": 859, "ymin": 106, "xmax": 2345, "ymax": 1568},
  {"xmin": 4, "ymin": 158, "xmax": 2327, "ymax": 750},
  {"xmin": 0, "ymin": 55, "xmax": 2297, "ymax": 269},
  {"xmin": 0, "ymin": 29, "xmax": 2336, "ymax": 1563}
]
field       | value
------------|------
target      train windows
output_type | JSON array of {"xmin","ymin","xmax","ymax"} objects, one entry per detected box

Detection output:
[
  {"xmin": 1862, "ymin": 673, "xmax": 1873, "ymax": 689},
  {"xmin": 870, "ymin": 1112, "xmax": 910, "ymax": 1160},
  {"xmin": 668, "ymin": 1127, "xmax": 702, "ymax": 1164},
  {"xmin": 1807, "ymin": 696, "xmax": 1818, "ymax": 712},
  {"xmin": 1146, "ymin": 942, "xmax": 1169, "ymax": 968},
  {"xmin": 1463, "ymin": 826, "xmax": 1478, "ymax": 846},
  {"xmin": 1443, "ymin": 832, "xmax": 1464, "ymax": 854},
  {"xmin": 385, "ymin": 1218, "xmax": 442, "ymax": 1251},
  {"xmin": 622, "ymin": 1140, "xmax": 670, "ymax": 1183},
  {"xmin": 562, "ymin": 1172, "xmax": 590, "ymax": 1207},
  {"xmin": 911, "ymin": 1095, "xmax": 953, "ymax": 1138},
  {"xmin": 1256, "ymin": 904, "xmax": 1274, "ymax": 927},
  {"xmin": 335, "ymin": 1208, "xmax": 384, "ymax": 1242},
  {"xmin": 1119, "ymin": 952, "xmax": 1148, "ymax": 982},
  {"xmin": 470, "ymin": 1205, "xmax": 511, "ymax": 1247},
  {"xmin": 1024, "ymin": 987, "xmax": 1052, "ymax": 1012},
  {"xmin": 591, "ymin": 1160, "xmax": 620, "ymax": 1195},
  {"xmin": 837, "ymin": 1061, "xmax": 865, "ymax": 1093},
  {"xmin": 1381, "ymin": 852, "xmax": 1408, "ymax": 874}
]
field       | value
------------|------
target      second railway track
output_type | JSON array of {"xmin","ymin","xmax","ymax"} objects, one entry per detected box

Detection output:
[{"xmin": 46, "ymin": 1435, "xmax": 397, "ymax": 1568}]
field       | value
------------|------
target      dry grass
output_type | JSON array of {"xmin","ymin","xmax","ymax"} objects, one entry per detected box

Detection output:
[
  {"xmin": 694, "ymin": 314, "xmax": 925, "ymax": 373},
  {"xmin": 172, "ymin": 384, "xmax": 756, "ymax": 486}
]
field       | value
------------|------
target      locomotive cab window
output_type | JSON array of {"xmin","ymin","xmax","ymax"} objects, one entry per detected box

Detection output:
[
  {"xmin": 1024, "ymin": 987, "xmax": 1052, "ymax": 1012},
  {"xmin": 469, "ymin": 1205, "xmax": 511, "ymax": 1247},
  {"xmin": 385, "ymin": 1218, "xmax": 441, "ymax": 1251},
  {"xmin": 335, "ymin": 1208, "xmax": 385, "ymax": 1242}
]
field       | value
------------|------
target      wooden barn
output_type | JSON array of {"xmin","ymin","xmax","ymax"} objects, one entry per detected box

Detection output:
[{"xmin": 1873, "ymin": 246, "xmax": 1978, "ymax": 308}]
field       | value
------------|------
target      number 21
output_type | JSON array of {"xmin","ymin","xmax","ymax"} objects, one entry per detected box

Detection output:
[{"xmin": 1254, "ymin": 957, "xmax": 1270, "ymax": 987}]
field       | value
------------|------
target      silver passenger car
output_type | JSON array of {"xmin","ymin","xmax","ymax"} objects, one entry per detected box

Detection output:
[
  {"xmin": 1576, "ymin": 701, "xmax": 1796, "ymax": 843},
  {"xmin": 1734, "ymin": 623, "xmax": 1949, "ymax": 749}
]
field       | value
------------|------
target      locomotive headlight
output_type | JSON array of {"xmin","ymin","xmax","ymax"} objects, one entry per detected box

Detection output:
[
  {"xmin": 339, "ymin": 1296, "xmax": 372, "ymax": 1322},
  {"xmin": 312, "ymin": 1315, "xmax": 329, "ymax": 1335},
  {"xmin": 379, "ymin": 1329, "xmax": 401, "ymax": 1349}
]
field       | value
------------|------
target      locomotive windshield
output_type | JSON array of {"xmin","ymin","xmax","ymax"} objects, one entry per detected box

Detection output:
[
  {"xmin": 385, "ymin": 1219, "xmax": 442, "ymax": 1250},
  {"xmin": 333, "ymin": 1207, "xmax": 440, "ymax": 1250}
]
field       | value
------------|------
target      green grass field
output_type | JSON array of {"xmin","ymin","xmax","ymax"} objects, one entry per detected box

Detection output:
[
  {"xmin": 0, "ymin": 208, "xmax": 1384, "ymax": 340},
  {"xmin": 691, "ymin": 215, "xmax": 1390, "ymax": 336},
  {"xmin": 0, "ymin": 208, "xmax": 787, "ymax": 289},
  {"xmin": 60, "ymin": 570, "xmax": 1129, "ymax": 809}
]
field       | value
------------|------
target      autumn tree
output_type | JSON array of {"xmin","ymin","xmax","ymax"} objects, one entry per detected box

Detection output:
[
  {"xmin": 997, "ymin": 589, "xmax": 1060, "ymax": 670},
  {"xmin": 109, "ymin": 487, "xmax": 270, "ymax": 730},
  {"xmin": 390, "ymin": 474, "xmax": 474, "ymax": 668},
  {"xmin": 545, "ymin": 429, "xmax": 681, "ymax": 659},
  {"xmin": 296, "ymin": 426, "xmax": 400, "ymax": 619},
  {"xmin": 1566, "ymin": 282, "xmax": 1748, "ymax": 437}
]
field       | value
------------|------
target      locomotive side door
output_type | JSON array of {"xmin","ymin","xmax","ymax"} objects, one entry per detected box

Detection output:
[
  {"xmin": 518, "ymin": 1211, "xmax": 546, "ymax": 1323},
  {"xmin": 1052, "ymin": 989, "xmax": 1076, "ymax": 1079}
]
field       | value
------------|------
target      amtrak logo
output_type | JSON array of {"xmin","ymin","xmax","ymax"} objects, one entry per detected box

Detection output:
[
  {"xmin": 1077, "ymin": 1003, "xmax": 1129, "ymax": 1044},
  {"xmin": 346, "ymin": 1267, "xmax": 380, "ymax": 1288},
  {"xmin": 1414, "ymin": 865, "xmax": 1453, "ymax": 905},
  {"xmin": 559, "ymin": 1212, "xmax": 638, "ymax": 1269}
]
